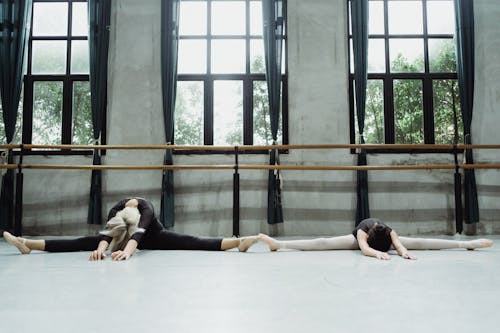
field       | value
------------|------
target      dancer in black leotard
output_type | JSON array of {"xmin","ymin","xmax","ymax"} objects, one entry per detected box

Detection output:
[
  {"xmin": 258, "ymin": 217, "xmax": 493, "ymax": 260},
  {"xmin": 1, "ymin": 197, "xmax": 258, "ymax": 261}
]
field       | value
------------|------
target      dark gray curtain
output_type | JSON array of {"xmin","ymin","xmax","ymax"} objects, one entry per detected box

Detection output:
[
  {"xmin": 87, "ymin": 0, "xmax": 111, "ymax": 225},
  {"xmin": 351, "ymin": 0, "xmax": 369, "ymax": 225},
  {"xmin": 262, "ymin": 0, "xmax": 285, "ymax": 225},
  {"xmin": 160, "ymin": 0, "xmax": 180, "ymax": 228},
  {"xmin": 455, "ymin": 0, "xmax": 478, "ymax": 224},
  {"xmin": 0, "ymin": 0, "xmax": 31, "ymax": 231}
]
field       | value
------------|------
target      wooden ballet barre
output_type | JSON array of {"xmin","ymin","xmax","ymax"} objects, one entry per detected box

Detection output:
[
  {"xmin": 2, "ymin": 163, "xmax": 499, "ymax": 171},
  {"xmin": 0, "ymin": 164, "xmax": 18, "ymax": 170},
  {"xmin": 240, "ymin": 164, "xmax": 458, "ymax": 171},
  {"xmin": 3, "ymin": 143, "xmax": 500, "ymax": 151},
  {"xmin": 0, "ymin": 143, "xmax": 460, "ymax": 150},
  {"xmin": 15, "ymin": 164, "xmax": 235, "ymax": 170},
  {"xmin": 20, "ymin": 144, "xmax": 235, "ymax": 151},
  {"xmin": 461, "ymin": 163, "xmax": 500, "ymax": 169},
  {"xmin": 0, "ymin": 144, "xmax": 21, "ymax": 149}
]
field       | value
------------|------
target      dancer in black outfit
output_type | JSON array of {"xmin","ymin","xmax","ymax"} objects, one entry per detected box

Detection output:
[{"xmin": 1, "ymin": 197, "xmax": 258, "ymax": 261}]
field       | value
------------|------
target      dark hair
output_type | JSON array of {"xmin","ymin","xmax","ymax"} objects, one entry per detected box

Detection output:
[{"xmin": 367, "ymin": 224, "xmax": 392, "ymax": 252}]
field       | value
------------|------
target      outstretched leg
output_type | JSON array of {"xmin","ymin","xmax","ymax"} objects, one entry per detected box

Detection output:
[
  {"xmin": 259, "ymin": 233, "xmax": 358, "ymax": 251},
  {"xmin": 140, "ymin": 230, "xmax": 259, "ymax": 252},
  {"xmin": 2, "ymin": 231, "xmax": 103, "ymax": 254},
  {"xmin": 398, "ymin": 236, "xmax": 493, "ymax": 250},
  {"xmin": 3, "ymin": 231, "xmax": 45, "ymax": 254}
]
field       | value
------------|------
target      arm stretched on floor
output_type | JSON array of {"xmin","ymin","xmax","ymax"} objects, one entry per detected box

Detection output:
[
  {"xmin": 110, "ymin": 239, "xmax": 138, "ymax": 261},
  {"xmin": 89, "ymin": 240, "xmax": 110, "ymax": 261},
  {"xmin": 356, "ymin": 229, "xmax": 391, "ymax": 260},
  {"xmin": 390, "ymin": 231, "xmax": 417, "ymax": 260}
]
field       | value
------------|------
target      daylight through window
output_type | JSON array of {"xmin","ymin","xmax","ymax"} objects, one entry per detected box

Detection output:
[
  {"xmin": 176, "ymin": 0, "xmax": 288, "ymax": 147},
  {"xmin": 23, "ymin": 0, "xmax": 92, "ymax": 148},
  {"xmin": 349, "ymin": 0, "xmax": 461, "ymax": 147}
]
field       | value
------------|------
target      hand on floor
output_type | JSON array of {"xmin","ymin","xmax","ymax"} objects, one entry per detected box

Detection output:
[
  {"xmin": 89, "ymin": 250, "xmax": 106, "ymax": 261},
  {"xmin": 111, "ymin": 250, "xmax": 131, "ymax": 261}
]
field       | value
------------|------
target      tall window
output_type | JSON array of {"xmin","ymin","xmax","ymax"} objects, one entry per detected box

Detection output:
[
  {"xmin": 23, "ymin": 0, "xmax": 92, "ymax": 149},
  {"xmin": 349, "ymin": 0, "xmax": 461, "ymax": 148},
  {"xmin": 176, "ymin": 0, "xmax": 287, "ymax": 147}
]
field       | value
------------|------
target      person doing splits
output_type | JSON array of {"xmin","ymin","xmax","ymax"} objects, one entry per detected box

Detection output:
[
  {"xmin": 1, "ymin": 197, "xmax": 258, "ymax": 261},
  {"xmin": 258, "ymin": 218, "xmax": 493, "ymax": 260}
]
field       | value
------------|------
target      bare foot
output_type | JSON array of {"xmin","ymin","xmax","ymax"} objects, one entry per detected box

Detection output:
[
  {"xmin": 3, "ymin": 231, "xmax": 31, "ymax": 254},
  {"xmin": 238, "ymin": 236, "xmax": 259, "ymax": 252},
  {"xmin": 466, "ymin": 239, "xmax": 493, "ymax": 250},
  {"xmin": 259, "ymin": 233, "xmax": 280, "ymax": 251}
]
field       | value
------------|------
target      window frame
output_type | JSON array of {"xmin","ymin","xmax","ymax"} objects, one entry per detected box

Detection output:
[
  {"xmin": 348, "ymin": 0, "xmax": 459, "ymax": 154},
  {"xmin": 175, "ymin": 0, "xmax": 288, "ymax": 154},
  {"xmin": 22, "ymin": 0, "xmax": 98, "ymax": 155}
]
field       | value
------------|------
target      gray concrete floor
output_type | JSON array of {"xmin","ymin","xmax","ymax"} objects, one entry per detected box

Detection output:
[{"xmin": 1, "ymin": 236, "xmax": 499, "ymax": 333}]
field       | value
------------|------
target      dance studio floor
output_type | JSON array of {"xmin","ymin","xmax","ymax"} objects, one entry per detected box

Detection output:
[{"xmin": 1, "ymin": 235, "xmax": 499, "ymax": 333}]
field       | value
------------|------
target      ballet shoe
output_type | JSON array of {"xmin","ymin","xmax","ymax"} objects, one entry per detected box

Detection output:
[
  {"xmin": 3, "ymin": 231, "xmax": 31, "ymax": 254},
  {"xmin": 466, "ymin": 239, "xmax": 493, "ymax": 250},
  {"xmin": 238, "ymin": 236, "xmax": 259, "ymax": 252},
  {"xmin": 258, "ymin": 233, "xmax": 279, "ymax": 252}
]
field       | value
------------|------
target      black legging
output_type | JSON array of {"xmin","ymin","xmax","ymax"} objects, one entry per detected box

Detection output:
[
  {"xmin": 45, "ymin": 236, "xmax": 103, "ymax": 252},
  {"xmin": 45, "ymin": 197, "xmax": 223, "ymax": 253},
  {"xmin": 44, "ymin": 231, "xmax": 222, "ymax": 252},
  {"xmin": 139, "ymin": 230, "xmax": 222, "ymax": 251}
]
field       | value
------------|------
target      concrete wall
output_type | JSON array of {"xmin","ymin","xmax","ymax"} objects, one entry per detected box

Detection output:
[{"xmin": 19, "ymin": 0, "xmax": 500, "ymax": 236}]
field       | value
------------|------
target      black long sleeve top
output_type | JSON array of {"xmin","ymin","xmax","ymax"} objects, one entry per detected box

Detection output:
[{"xmin": 102, "ymin": 197, "xmax": 162, "ymax": 244}]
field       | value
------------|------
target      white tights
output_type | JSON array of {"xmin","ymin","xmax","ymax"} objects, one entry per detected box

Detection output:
[
  {"xmin": 398, "ymin": 236, "xmax": 472, "ymax": 250},
  {"xmin": 275, "ymin": 235, "xmax": 483, "ymax": 251},
  {"xmin": 277, "ymin": 235, "xmax": 359, "ymax": 250}
]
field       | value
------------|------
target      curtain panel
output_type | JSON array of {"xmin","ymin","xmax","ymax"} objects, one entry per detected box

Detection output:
[
  {"xmin": 455, "ymin": 0, "xmax": 479, "ymax": 224},
  {"xmin": 0, "ymin": 0, "xmax": 31, "ymax": 232},
  {"xmin": 262, "ymin": 0, "xmax": 286, "ymax": 225},
  {"xmin": 351, "ymin": 0, "xmax": 370, "ymax": 225},
  {"xmin": 160, "ymin": 0, "xmax": 180, "ymax": 228},
  {"xmin": 87, "ymin": 0, "xmax": 111, "ymax": 225}
]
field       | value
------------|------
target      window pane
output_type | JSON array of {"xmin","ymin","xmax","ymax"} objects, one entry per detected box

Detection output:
[
  {"xmin": 429, "ymin": 39, "xmax": 456, "ymax": 72},
  {"xmin": 211, "ymin": 40, "xmax": 246, "ymax": 73},
  {"xmin": 71, "ymin": 40, "xmax": 90, "ymax": 74},
  {"xmin": 175, "ymin": 81, "xmax": 204, "ymax": 145},
  {"xmin": 427, "ymin": 1, "xmax": 455, "ymax": 34},
  {"xmin": 394, "ymin": 79, "xmax": 423, "ymax": 144},
  {"xmin": 0, "ymin": 93, "xmax": 23, "ymax": 144},
  {"xmin": 349, "ymin": 39, "xmax": 354, "ymax": 74},
  {"xmin": 250, "ymin": 1, "xmax": 263, "ymax": 35},
  {"xmin": 32, "ymin": 2, "xmax": 68, "ymax": 36},
  {"xmin": 368, "ymin": 38, "xmax": 386, "ymax": 73},
  {"xmin": 179, "ymin": 1, "xmax": 207, "ymax": 35},
  {"xmin": 388, "ymin": 1, "xmax": 423, "ymax": 34},
  {"xmin": 364, "ymin": 80, "xmax": 384, "ymax": 144},
  {"xmin": 281, "ymin": 40, "xmax": 286, "ymax": 74},
  {"xmin": 212, "ymin": 1, "xmax": 246, "ymax": 35},
  {"xmin": 72, "ymin": 2, "xmax": 88, "ymax": 36},
  {"xmin": 214, "ymin": 80, "xmax": 243, "ymax": 145},
  {"xmin": 348, "ymin": 1, "xmax": 352, "ymax": 35},
  {"xmin": 253, "ymin": 81, "xmax": 282, "ymax": 145},
  {"xmin": 32, "ymin": 81, "xmax": 63, "ymax": 145},
  {"xmin": 253, "ymin": 81, "xmax": 269, "ymax": 145},
  {"xmin": 32, "ymin": 41, "xmax": 67, "ymax": 74},
  {"xmin": 434, "ymin": 79, "xmax": 462, "ymax": 144},
  {"xmin": 369, "ymin": 1, "xmax": 385, "ymax": 34},
  {"xmin": 250, "ymin": 39, "xmax": 265, "ymax": 73},
  {"xmin": 178, "ymin": 39, "xmax": 207, "ymax": 74},
  {"xmin": 72, "ymin": 81, "xmax": 93, "ymax": 145},
  {"xmin": 390, "ymin": 39, "xmax": 424, "ymax": 72}
]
